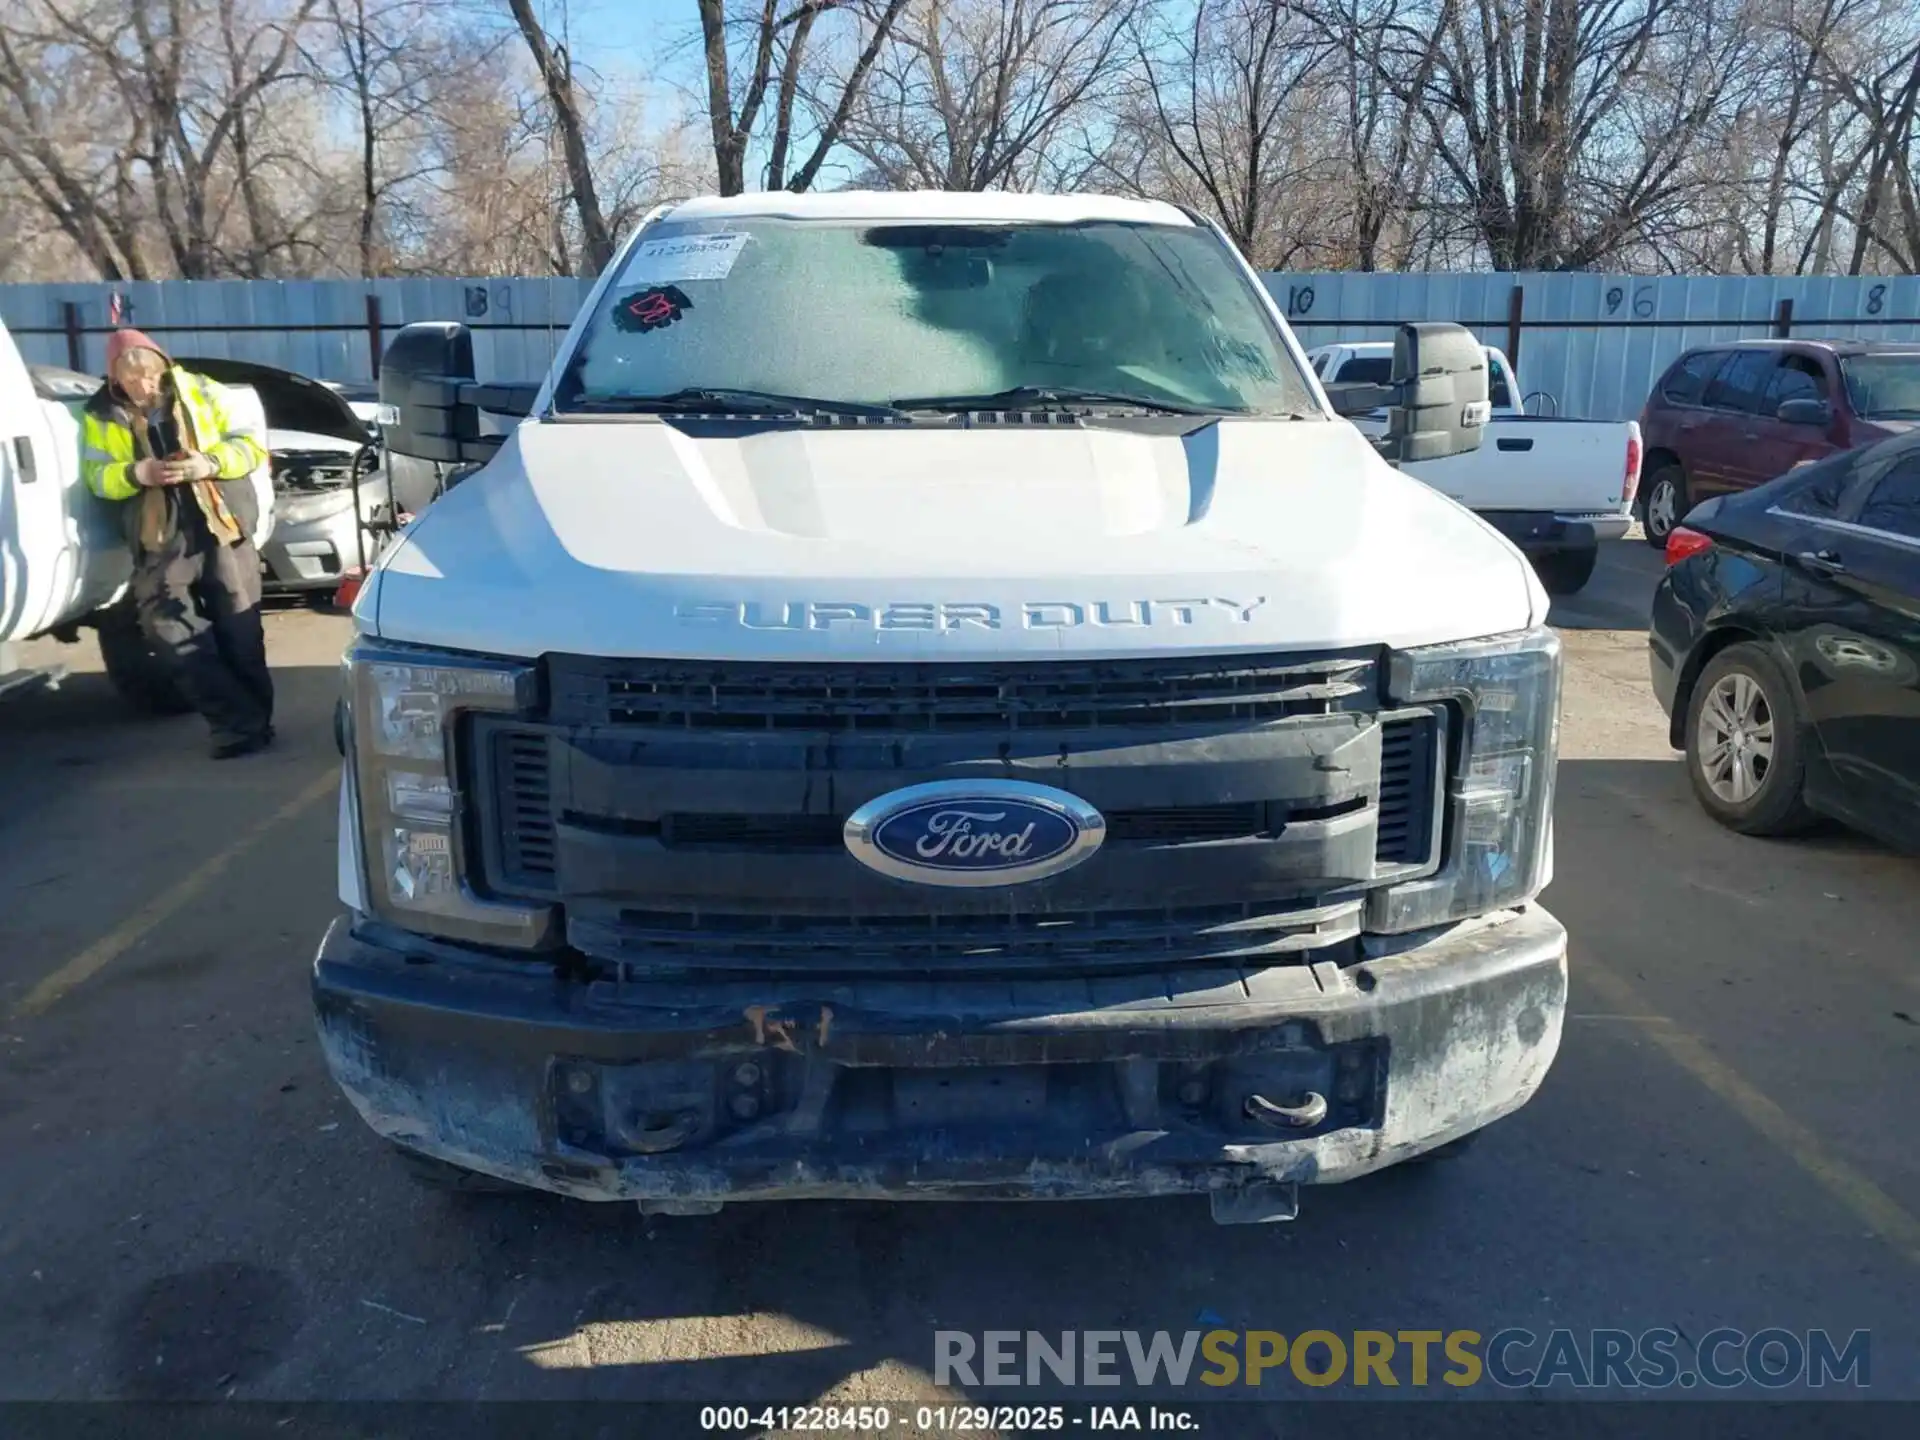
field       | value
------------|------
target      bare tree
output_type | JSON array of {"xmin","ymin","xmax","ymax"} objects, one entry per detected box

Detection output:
[
  {"xmin": 0, "ymin": 0, "xmax": 704, "ymax": 280},
  {"xmin": 1749, "ymin": 0, "xmax": 1853, "ymax": 271},
  {"xmin": 1106, "ymin": 2, "xmax": 1336, "ymax": 265},
  {"xmin": 307, "ymin": 0, "xmax": 471, "ymax": 275},
  {"xmin": 0, "ymin": 0, "xmax": 321, "ymax": 278},
  {"xmin": 1, "ymin": 0, "xmax": 1916, "ymax": 281},
  {"xmin": 0, "ymin": 17, "xmax": 154, "ymax": 278},
  {"xmin": 1623, "ymin": 0, "xmax": 1920, "ymax": 275},
  {"xmin": 1835, "ymin": 32, "xmax": 1920, "ymax": 269},
  {"xmin": 695, "ymin": 0, "xmax": 909, "ymax": 195},
  {"xmin": 1356, "ymin": 0, "xmax": 1767, "ymax": 270},
  {"xmin": 417, "ymin": 22, "xmax": 705, "ymax": 276},
  {"xmin": 835, "ymin": 0, "xmax": 1139, "ymax": 191},
  {"xmin": 136, "ymin": 0, "xmax": 319, "ymax": 275},
  {"xmin": 1312, "ymin": 1, "xmax": 1448, "ymax": 269},
  {"xmin": 504, "ymin": 0, "xmax": 618, "ymax": 272}
]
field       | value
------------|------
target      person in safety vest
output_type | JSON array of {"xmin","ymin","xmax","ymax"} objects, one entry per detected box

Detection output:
[{"xmin": 82, "ymin": 329, "xmax": 275, "ymax": 758}]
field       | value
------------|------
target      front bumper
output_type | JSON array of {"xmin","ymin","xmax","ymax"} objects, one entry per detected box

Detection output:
[
  {"xmin": 261, "ymin": 502, "xmax": 367, "ymax": 592},
  {"xmin": 313, "ymin": 904, "xmax": 1567, "ymax": 1219}
]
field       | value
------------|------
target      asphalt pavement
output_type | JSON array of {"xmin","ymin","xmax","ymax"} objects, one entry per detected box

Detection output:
[{"xmin": 1, "ymin": 545, "xmax": 1916, "ymax": 1412}]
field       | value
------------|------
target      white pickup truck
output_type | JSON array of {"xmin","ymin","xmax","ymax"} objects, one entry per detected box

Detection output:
[
  {"xmin": 314, "ymin": 191, "xmax": 1568, "ymax": 1228},
  {"xmin": 1309, "ymin": 341, "xmax": 1641, "ymax": 595}
]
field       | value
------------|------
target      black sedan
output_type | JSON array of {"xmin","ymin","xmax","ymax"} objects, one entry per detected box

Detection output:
[{"xmin": 1649, "ymin": 429, "xmax": 1920, "ymax": 850}]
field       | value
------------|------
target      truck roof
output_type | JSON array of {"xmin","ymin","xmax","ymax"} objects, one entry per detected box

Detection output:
[{"xmin": 660, "ymin": 190, "xmax": 1195, "ymax": 227}]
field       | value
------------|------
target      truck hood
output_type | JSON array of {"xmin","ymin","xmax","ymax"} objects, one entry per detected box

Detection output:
[
  {"xmin": 363, "ymin": 417, "xmax": 1545, "ymax": 660},
  {"xmin": 174, "ymin": 356, "xmax": 376, "ymax": 447}
]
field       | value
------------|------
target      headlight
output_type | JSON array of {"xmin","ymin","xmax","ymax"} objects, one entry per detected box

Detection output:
[
  {"xmin": 1365, "ymin": 626, "xmax": 1561, "ymax": 933},
  {"xmin": 345, "ymin": 639, "xmax": 554, "ymax": 948}
]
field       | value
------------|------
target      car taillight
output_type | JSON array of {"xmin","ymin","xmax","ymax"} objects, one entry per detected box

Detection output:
[
  {"xmin": 1623, "ymin": 429, "xmax": 1643, "ymax": 503},
  {"xmin": 1666, "ymin": 526, "xmax": 1713, "ymax": 565}
]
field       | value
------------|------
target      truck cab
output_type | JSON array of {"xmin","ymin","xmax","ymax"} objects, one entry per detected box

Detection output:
[{"xmin": 315, "ymin": 192, "xmax": 1568, "ymax": 1225}]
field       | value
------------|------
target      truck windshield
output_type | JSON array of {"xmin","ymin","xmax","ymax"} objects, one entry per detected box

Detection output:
[
  {"xmin": 551, "ymin": 217, "xmax": 1315, "ymax": 417},
  {"xmin": 1840, "ymin": 354, "xmax": 1920, "ymax": 418}
]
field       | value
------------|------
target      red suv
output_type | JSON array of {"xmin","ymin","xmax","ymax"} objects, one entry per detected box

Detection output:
[{"xmin": 1637, "ymin": 340, "xmax": 1920, "ymax": 545}]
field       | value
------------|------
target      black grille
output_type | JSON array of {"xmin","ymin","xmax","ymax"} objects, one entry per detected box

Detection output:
[
  {"xmin": 570, "ymin": 898, "xmax": 1362, "ymax": 978},
  {"xmin": 1375, "ymin": 710, "xmax": 1440, "ymax": 867},
  {"xmin": 670, "ymin": 814, "xmax": 842, "ymax": 848},
  {"xmin": 547, "ymin": 652, "xmax": 1378, "ymax": 731},
  {"xmin": 569, "ymin": 803, "xmax": 1281, "ymax": 850},
  {"xmin": 492, "ymin": 730, "xmax": 556, "ymax": 886},
  {"xmin": 1108, "ymin": 803, "xmax": 1269, "ymax": 843},
  {"xmin": 485, "ymin": 708, "xmax": 1439, "ymax": 892}
]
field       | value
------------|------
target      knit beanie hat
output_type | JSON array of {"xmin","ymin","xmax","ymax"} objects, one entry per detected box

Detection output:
[{"xmin": 105, "ymin": 327, "xmax": 171, "ymax": 375}]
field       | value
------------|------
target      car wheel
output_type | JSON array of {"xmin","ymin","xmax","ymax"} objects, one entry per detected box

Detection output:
[
  {"xmin": 390, "ymin": 1143, "xmax": 526, "ymax": 1194},
  {"xmin": 1684, "ymin": 643, "xmax": 1816, "ymax": 836},
  {"xmin": 1534, "ymin": 548, "xmax": 1597, "ymax": 596},
  {"xmin": 95, "ymin": 600, "xmax": 193, "ymax": 716},
  {"xmin": 1642, "ymin": 464, "xmax": 1687, "ymax": 546}
]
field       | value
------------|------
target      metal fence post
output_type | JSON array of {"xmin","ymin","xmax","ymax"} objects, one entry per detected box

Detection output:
[
  {"xmin": 62, "ymin": 301, "xmax": 84, "ymax": 371},
  {"xmin": 366, "ymin": 294, "xmax": 384, "ymax": 378},
  {"xmin": 1506, "ymin": 284, "xmax": 1525, "ymax": 370},
  {"xmin": 1773, "ymin": 298, "xmax": 1794, "ymax": 338}
]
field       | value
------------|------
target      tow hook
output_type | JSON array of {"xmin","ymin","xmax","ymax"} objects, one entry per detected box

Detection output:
[
  {"xmin": 1244, "ymin": 1091, "xmax": 1329, "ymax": 1130},
  {"xmin": 618, "ymin": 1111, "xmax": 700, "ymax": 1154}
]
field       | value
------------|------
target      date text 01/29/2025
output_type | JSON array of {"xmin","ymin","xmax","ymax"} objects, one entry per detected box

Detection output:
[{"xmin": 699, "ymin": 1405, "xmax": 1201, "ymax": 1433}]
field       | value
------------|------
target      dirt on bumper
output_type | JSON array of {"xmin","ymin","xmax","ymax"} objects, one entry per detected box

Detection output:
[{"xmin": 312, "ymin": 905, "xmax": 1567, "ymax": 1212}]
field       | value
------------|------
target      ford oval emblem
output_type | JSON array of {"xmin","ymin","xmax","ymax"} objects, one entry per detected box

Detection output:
[{"xmin": 843, "ymin": 780, "xmax": 1105, "ymax": 888}]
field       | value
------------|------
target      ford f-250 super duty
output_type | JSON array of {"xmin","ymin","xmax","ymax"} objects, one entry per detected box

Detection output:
[
  {"xmin": 1310, "ymin": 340, "xmax": 1642, "ymax": 596},
  {"xmin": 314, "ymin": 192, "xmax": 1568, "ymax": 1226}
]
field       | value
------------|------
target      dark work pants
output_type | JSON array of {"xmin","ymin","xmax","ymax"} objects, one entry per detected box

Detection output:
[{"xmin": 133, "ymin": 526, "xmax": 274, "ymax": 746}]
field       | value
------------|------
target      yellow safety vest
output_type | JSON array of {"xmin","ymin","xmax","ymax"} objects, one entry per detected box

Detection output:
[{"xmin": 80, "ymin": 367, "xmax": 266, "ymax": 551}]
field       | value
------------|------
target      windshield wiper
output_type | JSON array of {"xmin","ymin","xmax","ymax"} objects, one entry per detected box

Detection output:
[
  {"xmin": 891, "ymin": 385, "xmax": 1230, "ymax": 416},
  {"xmin": 563, "ymin": 387, "xmax": 908, "ymax": 419}
]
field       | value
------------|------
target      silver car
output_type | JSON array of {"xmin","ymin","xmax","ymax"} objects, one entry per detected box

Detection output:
[{"xmin": 176, "ymin": 358, "xmax": 390, "ymax": 595}]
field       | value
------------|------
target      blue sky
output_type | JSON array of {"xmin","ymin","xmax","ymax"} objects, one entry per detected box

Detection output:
[{"xmin": 541, "ymin": 1, "xmax": 705, "ymax": 106}]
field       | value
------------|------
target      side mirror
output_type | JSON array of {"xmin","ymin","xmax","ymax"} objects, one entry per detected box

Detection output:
[
  {"xmin": 377, "ymin": 322, "xmax": 539, "ymax": 466},
  {"xmin": 1324, "ymin": 383, "xmax": 1393, "ymax": 418},
  {"xmin": 1777, "ymin": 397, "xmax": 1832, "ymax": 427},
  {"xmin": 1374, "ymin": 323, "xmax": 1491, "ymax": 465},
  {"xmin": 379, "ymin": 322, "xmax": 479, "ymax": 464}
]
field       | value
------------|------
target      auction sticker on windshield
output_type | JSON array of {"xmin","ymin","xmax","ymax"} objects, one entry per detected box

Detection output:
[{"xmin": 622, "ymin": 232, "xmax": 750, "ymax": 284}]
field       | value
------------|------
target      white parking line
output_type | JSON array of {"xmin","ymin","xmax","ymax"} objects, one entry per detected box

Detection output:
[{"xmin": 9, "ymin": 770, "xmax": 336, "ymax": 1020}]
